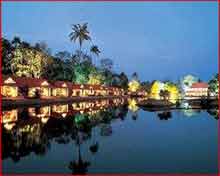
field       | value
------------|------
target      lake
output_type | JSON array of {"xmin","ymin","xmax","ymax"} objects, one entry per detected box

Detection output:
[{"xmin": 2, "ymin": 98, "xmax": 218, "ymax": 174}]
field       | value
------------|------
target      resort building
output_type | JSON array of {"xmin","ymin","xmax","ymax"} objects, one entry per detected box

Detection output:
[
  {"xmin": 185, "ymin": 82, "xmax": 209, "ymax": 98},
  {"xmin": 1, "ymin": 75, "xmax": 126, "ymax": 99},
  {"xmin": 72, "ymin": 84, "xmax": 100, "ymax": 97},
  {"xmin": 2, "ymin": 76, "xmax": 18, "ymax": 98},
  {"xmin": 52, "ymin": 81, "xmax": 72, "ymax": 97},
  {"xmin": 2, "ymin": 75, "xmax": 51, "ymax": 99},
  {"xmin": 19, "ymin": 77, "xmax": 51, "ymax": 98}
]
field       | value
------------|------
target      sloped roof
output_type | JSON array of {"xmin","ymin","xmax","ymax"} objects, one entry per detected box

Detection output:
[
  {"xmin": 52, "ymin": 81, "xmax": 73, "ymax": 88},
  {"xmin": 191, "ymin": 82, "xmax": 208, "ymax": 88},
  {"xmin": 2, "ymin": 75, "xmax": 51, "ymax": 87}
]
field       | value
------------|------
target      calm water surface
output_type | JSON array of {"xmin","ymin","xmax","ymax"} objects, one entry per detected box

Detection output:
[{"xmin": 2, "ymin": 98, "xmax": 218, "ymax": 174}]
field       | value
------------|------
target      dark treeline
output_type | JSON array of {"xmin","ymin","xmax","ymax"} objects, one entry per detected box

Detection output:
[{"xmin": 2, "ymin": 35, "xmax": 129, "ymax": 89}]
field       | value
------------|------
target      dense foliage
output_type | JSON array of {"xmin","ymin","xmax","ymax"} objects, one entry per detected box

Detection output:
[
  {"xmin": 208, "ymin": 74, "xmax": 219, "ymax": 96},
  {"xmin": 2, "ymin": 23, "xmax": 129, "ymax": 88}
]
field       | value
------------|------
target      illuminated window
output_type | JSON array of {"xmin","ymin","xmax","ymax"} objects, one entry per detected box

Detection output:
[
  {"xmin": 52, "ymin": 88, "xmax": 68, "ymax": 97},
  {"xmin": 1, "ymin": 86, "xmax": 18, "ymax": 97},
  {"xmin": 2, "ymin": 109, "xmax": 18, "ymax": 123},
  {"xmin": 28, "ymin": 88, "xmax": 37, "ymax": 97},
  {"xmin": 52, "ymin": 104, "xmax": 68, "ymax": 113},
  {"xmin": 41, "ymin": 87, "xmax": 50, "ymax": 97}
]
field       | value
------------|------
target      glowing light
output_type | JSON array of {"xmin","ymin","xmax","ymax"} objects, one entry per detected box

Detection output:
[
  {"xmin": 128, "ymin": 80, "xmax": 140, "ymax": 92},
  {"xmin": 41, "ymin": 117, "xmax": 49, "ymax": 124},
  {"xmin": 41, "ymin": 81, "xmax": 49, "ymax": 86},
  {"xmin": 1, "ymin": 86, "xmax": 18, "ymax": 97},
  {"xmin": 128, "ymin": 99, "xmax": 139, "ymax": 112},
  {"xmin": 2, "ymin": 110, "xmax": 18, "ymax": 123},
  {"xmin": 165, "ymin": 84, "xmax": 179, "ymax": 104},
  {"xmin": 28, "ymin": 87, "xmax": 38, "ymax": 97},
  {"xmin": 52, "ymin": 88, "xmax": 68, "ymax": 97},
  {"xmin": 4, "ymin": 123, "xmax": 16, "ymax": 131},
  {"xmin": 52, "ymin": 105, "xmax": 68, "ymax": 114},
  {"xmin": 150, "ymin": 81, "xmax": 161, "ymax": 100},
  {"xmin": 150, "ymin": 81, "xmax": 180, "ymax": 103},
  {"xmin": 61, "ymin": 113, "xmax": 67, "ymax": 118},
  {"xmin": 4, "ymin": 77, "xmax": 16, "ymax": 84}
]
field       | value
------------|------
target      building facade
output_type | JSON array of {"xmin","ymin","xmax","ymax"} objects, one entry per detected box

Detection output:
[
  {"xmin": 1, "ymin": 75, "xmax": 126, "ymax": 99},
  {"xmin": 185, "ymin": 82, "xmax": 209, "ymax": 98}
]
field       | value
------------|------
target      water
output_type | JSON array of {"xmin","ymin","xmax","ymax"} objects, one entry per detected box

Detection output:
[{"xmin": 2, "ymin": 98, "xmax": 218, "ymax": 174}]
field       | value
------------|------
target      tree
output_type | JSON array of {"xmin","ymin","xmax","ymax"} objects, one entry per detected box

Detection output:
[
  {"xmin": 2, "ymin": 38, "xmax": 13, "ymax": 74},
  {"xmin": 141, "ymin": 81, "xmax": 152, "ymax": 95},
  {"xmin": 165, "ymin": 83, "xmax": 179, "ymax": 103},
  {"xmin": 150, "ymin": 81, "xmax": 161, "ymax": 99},
  {"xmin": 88, "ymin": 69, "xmax": 104, "ymax": 85},
  {"xmin": 119, "ymin": 72, "xmax": 129, "ymax": 89},
  {"xmin": 100, "ymin": 58, "xmax": 113, "ymax": 71},
  {"xmin": 158, "ymin": 111, "xmax": 172, "ymax": 120},
  {"xmin": 208, "ymin": 74, "xmax": 218, "ymax": 96},
  {"xmin": 55, "ymin": 51, "xmax": 71, "ymax": 61},
  {"xmin": 132, "ymin": 72, "xmax": 138, "ymax": 81},
  {"xmin": 11, "ymin": 47, "xmax": 48, "ymax": 78},
  {"xmin": 35, "ymin": 41, "xmax": 52, "ymax": 56},
  {"xmin": 11, "ymin": 36, "xmax": 21, "ymax": 48},
  {"xmin": 128, "ymin": 80, "xmax": 140, "ymax": 92},
  {"xmin": 69, "ymin": 23, "xmax": 91, "ymax": 51},
  {"xmin": 90, "ymin": 45, "xmax": 101, "ymax": 65},
  {"xmin": 159, "ymin": 90, "xmax": 170, "ymax": 100},
  {"xmin": 181, "ymin": 74, "xmax": 198, "ymax": 91}
]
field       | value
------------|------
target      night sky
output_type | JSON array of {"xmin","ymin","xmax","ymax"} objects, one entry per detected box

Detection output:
[{"xmin": 2, "ymin": 2, "xmax": 218, "ymax": 82}]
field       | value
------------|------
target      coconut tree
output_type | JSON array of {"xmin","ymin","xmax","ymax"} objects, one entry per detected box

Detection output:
[
  {"xmin": 69, "ymin": 23, "xmax": 91, "ymax": 51},
  {"xmin": 68, "ymin": 131, "xmax": 90, "ymax": 175},
  {"xmin": 90, "ymin": 45, "xmax": 101, "ymax": 65}
]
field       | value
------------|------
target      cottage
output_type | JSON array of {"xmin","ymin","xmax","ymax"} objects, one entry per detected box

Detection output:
[
  {"xmin": 2, "ymin": 75, "xmax": 125, "ymax": 100},
  {"xmin": 83, "ymin": 85, "xmax": 95, "ymax": 96},
  {"xmin": 19, "ymin": 78, "xmax": 51, "ymax": 98},
  {"xmin": 72, "ymin": 84, "xmax": 107, "ymax": 97},
  {"xmin": 52, "ymin": 81, "xmax": 72, "ymax": 97},
  {"xmin": 2, "ymin": 76, "xmax": 51, "ymax": 98},
  {"xmin": 72, "ymin": 84, "xmax": 93, "ymax": 97},
  {"xmin": 2, "ymin": 76, "xmax": 18, "ymax": 98},
  {"xmin": 185, "ymin": 82, "xmax": 209, "ymax": 98}
]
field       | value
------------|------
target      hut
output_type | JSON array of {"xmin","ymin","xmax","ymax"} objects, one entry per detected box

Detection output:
[
  {"xmin": 52, "ymin": 81, "xmax": 72, "ymax": 97},
  {"xmin": 2, "ymin": 75, "xmax": 51, "ymax": 99},
  {"xmin": 2, "ymin": 76, "xmax": 18, "ymax": 98}
]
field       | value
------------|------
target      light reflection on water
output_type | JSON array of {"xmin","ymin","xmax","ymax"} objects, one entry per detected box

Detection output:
[{"xmin": 2, "ymin": 98, "xmax": 218, "ymax": 174}]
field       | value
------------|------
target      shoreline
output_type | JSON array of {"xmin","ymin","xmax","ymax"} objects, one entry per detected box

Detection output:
[
  {"xmin": 2, "ymin": 96, "xmax": 218, "ymax": 110},
  {"xmin": 2, "ymin": 95, "xmax": 129, "ymax": 109}
]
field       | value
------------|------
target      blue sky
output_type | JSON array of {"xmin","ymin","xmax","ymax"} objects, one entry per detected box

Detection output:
[{"xmin": 2, "ymin": 2, "xmax": 218, "ymax": 82}]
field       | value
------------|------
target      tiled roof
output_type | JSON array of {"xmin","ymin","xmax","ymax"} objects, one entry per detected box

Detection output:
[
  {"xmin": 2, "ymin": 75, "xmax": 125, "ymax": 91},
  {"xmin": 191, "ymin": 82, "xmax": 208, "ymax": 88},
  {"xmin": 2, "ymin": 75, "xmax": 51, "ymax": 87},
  {"xmin": 52, "ymin": 81, "xmax": 73, "ymax": 88}
]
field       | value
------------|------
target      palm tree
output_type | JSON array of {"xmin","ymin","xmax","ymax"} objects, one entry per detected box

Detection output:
[
  {"xmin": 90, "ymin": 45, "xmax": 101, "ymax": 56},
  {"xmin": 90, "ymin": 45, "xmax": 101, "ymax": 65},
  {"xmin": 69, "ymin": 23, "xmax": 91, "ymax": 51},
  {"xmin": 68, "ymin": 131, "xmax": 90, "ymax": 175}
]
